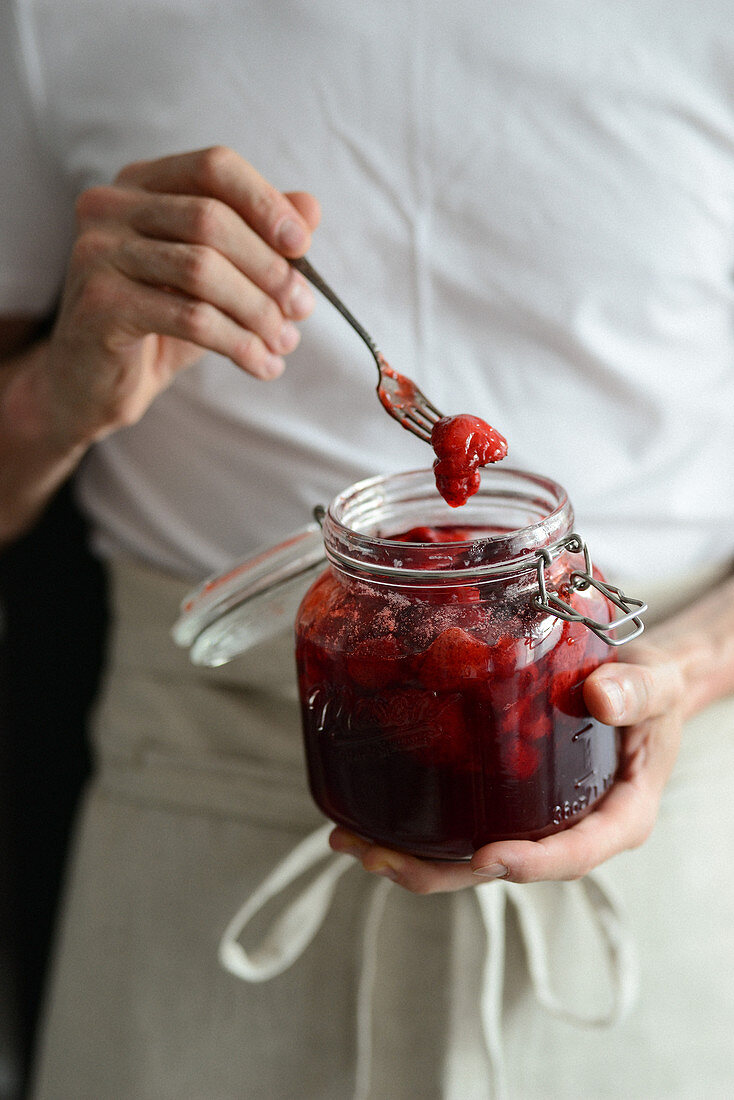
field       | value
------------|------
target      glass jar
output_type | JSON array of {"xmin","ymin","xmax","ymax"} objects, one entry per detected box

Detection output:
[{"xmin": 173, "ymin": 466, "xmax": 646, "ymax": 861}]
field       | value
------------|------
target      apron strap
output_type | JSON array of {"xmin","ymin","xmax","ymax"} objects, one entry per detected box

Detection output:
[
  {"xmin": 219, "ymin": 827, "xmax": 639, "ymax": 1099},
  {"xmin": 218, "ymin": 822, "xmax": 392, "ymax": 1100},
  {"xmin": 474, "ymin": 884, "xmax": 510, "ymax": 1100},
  {"xmin": 503, "ymin": 874, "xmax": 640, "ymax": 1027},
  {"xmin": 219, "ymin": 822, "xmax": 353, "ymax": 981}
]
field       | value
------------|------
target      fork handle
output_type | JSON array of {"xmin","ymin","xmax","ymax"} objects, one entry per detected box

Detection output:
[{"xmin": 289, "ymin": 256, "xmax": 380, "ymax": 360}]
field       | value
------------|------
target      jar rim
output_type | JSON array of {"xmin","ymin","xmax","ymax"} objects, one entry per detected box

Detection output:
[
  {"xmin": 172, "ymin": 466, "xmax": 577, "ymax": 666},
  {"xmin": 322, "ymin": 466, "xmax": 574, "ymax": 582}
]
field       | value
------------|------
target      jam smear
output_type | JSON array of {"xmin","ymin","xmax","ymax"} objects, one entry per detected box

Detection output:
[
  {"xmin": 431, "ymin": 414, "xmax": 508, "ymax": 507},
  {"xmin": 296, "ymin": 525, "xmax": 618, "ymax": 860},
  {"xmin": 376, "ymin": 354, "xmax": 425, "ymax": 418}
]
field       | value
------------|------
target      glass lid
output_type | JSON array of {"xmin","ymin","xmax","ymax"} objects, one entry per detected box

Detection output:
[{"xmin": 171, "ymin": 523, "xmax": 326, "ymax": 666}]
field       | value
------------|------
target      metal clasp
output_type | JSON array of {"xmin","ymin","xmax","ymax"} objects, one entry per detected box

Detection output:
[{"xmin": 533, "ymin": 533, "xmax": 647, "ymax": 647}]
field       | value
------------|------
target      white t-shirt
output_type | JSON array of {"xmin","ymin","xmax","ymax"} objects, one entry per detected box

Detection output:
[{"xmin": 1, "ymin": 0, "xmax": 733, "ymax": 584}]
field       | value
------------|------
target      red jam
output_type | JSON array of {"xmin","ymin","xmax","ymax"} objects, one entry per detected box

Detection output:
[
  {"xmin": 431, "ymin": 415, "xmax": 508, "ymax": 507},
  {"xmin": 296, "ymin": 525, "xmax": 618, "ymax": 860}
]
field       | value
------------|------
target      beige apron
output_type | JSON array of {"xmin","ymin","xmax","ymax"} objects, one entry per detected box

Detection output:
[{"xmin": 31, "ymin": 556, "xmax": 734, "ymax": 1100}]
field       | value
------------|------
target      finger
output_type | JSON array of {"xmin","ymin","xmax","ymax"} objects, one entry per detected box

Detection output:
[
  {"xmin": 284, "ymin": 190, "xmax": 322, "ymax": 231},
  {"xmin": 116, "ymin": 146, "xmax": 315, "ymax": 255},
  {"xmin": 77, "ymin": 187, "xmax": 315, "ymax": 321},
  {"xmin": 112, "ymin": 235, "xmax": 302, "ymax": 357},
  {"xmin": 471, "ymin": 774, "xmax": 658, "ymax": 883},
  {"xmin": 583, "ymin": 655, "xmax": 684, "ymax": 726},
  {"xmin": 128, "ymin": 193, "xmax": 316, "ymax": 320},
  {"xmin": 332, "ymin": 772, "xmax": 655, "ymax": 889},
  {"xmin": 87, "ymin": 268, "xmax": 287, "ymax": 380},
  {"xmin": 330, "ymin": 828, "xmax": 479, "ymax": 894}
]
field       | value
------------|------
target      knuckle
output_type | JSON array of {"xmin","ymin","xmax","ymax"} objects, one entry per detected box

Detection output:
[
  {"xmin": 76, "ymin": 270, "xmax": 119, "ymax": 318},
  {"xmin": 249, "ymin": 186, "xmax": 283, "ymax": 236},
  {"xmin": 178, "ymin": 298, "xmax": 217, "ymax": 344},
  {"xmin": 70, "ymin": 227, "xmax": 111, "ymax": 269},
  {"xmin": 194, "ymin": 145, "xmax": 236, "ymax": 190},
  {"xmin": 114, "ymin": 157, "xmax": 148, "ymax": 185},
  {"xmin": 234, "ymin": 332, "xmax": 270, "ymax": 374},
  {"xmin": 186, "ymin": 196, "xmax": 224, "ymax": 242},
  {"xmin": 250, "ymin": 294, "xmax": 283, "ymax": 338},
  {"xmin": 180, "ymin": 244, "xmax": 215, "ymax": 292},
  {"xmin": 261, "ymin": 253, "xmax": 292, "ymax": 296},
  {"xmin": 74, "ymin": 186, "xmax": 114, "ymax": 223}
]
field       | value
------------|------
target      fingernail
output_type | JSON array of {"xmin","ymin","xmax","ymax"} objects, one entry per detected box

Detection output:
[
  {"xmin": 602, "ymin": 679, "xmax": 626, "ymax": 723},
  {"xmin": 287, "ymin": 279, "xmax": 315, "ymax": 319},
  {"xmin": 332, "ymin": 833, "xmax": 369, "ymax": 859},
  {"xmin": 278, "ymin": 321, "xmax": 301, "ymax": 353},
  {"xmin": 472, "ymin": 862, "xmax": 509, "ymax": 879},
  {"xmin": 371, "ymin": 859, "xmax": 402, "ymax": 883},
  {"xmin": 277, "ymin": 218, "xmax": 306, "ymax": 252},
  {"xmin": 261, "ymin": 353, "xmax": 286, "ymax": 378}
]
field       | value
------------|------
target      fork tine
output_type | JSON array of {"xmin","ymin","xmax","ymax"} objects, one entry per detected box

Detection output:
[
  {"xmin": 400, "ymin": 409, "xmax": 435, "ymax": 442},
  {"xmin": 406, "ymin": 412, "xmax": 438, "ymax": 436},
  {"xmin": 402, "ymin": 422, "xmax": 433, "ymax": 443},
  {"xmin": 409, "ymin": 403, "xmax": 443, "ymax": 430},
  {"xmin": 416, "ymin": 395, "xmax": 444, "ymax": 421}
]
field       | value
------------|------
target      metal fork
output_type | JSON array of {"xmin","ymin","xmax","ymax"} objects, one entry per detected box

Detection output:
[{"xmin": 290, "ymin": 255, "xmax": 444, "ymax": 443}]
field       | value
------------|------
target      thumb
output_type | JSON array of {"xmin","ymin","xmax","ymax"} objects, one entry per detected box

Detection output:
[{"xmin": 583, "ymin": 655, "xmax": 683, "ymax": 726}]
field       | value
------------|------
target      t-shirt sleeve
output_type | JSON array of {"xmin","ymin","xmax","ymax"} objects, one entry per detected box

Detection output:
[{"xmin": 0, "ymin": 2, "xmax": 75, "ymax": 315}]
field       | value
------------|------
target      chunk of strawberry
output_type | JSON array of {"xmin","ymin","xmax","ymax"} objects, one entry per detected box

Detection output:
[
  {"xmin": 418, "ymin": 626, "xmax": 492, "ymax": 692},
  {"xmin": 492, "ymin": 686, "xmax": 552, "ymax": 743},
  {"xmin": 431, "ymin": 414, "xmax": 508, "ymax": 507},
  {"xmin": 498, "ymin": 736, "xmax": 541, "ymax": 780},
  {"xmin": 418, "ymin": 694, "xmax": 475, "ymax": 769},
  {"xmin": 519, "ymin": 692, "xmax": 553, "ymax": 741},
  {"xmin": 491, "ymin": 634, "xmax": 522, "ymax": 678},
  {"xmin": 546, "ymin": 615, "xmax": 615, "ymax": 718},
  {"xmin": 295, "ymin": 637, "xmax": 331, "ymax": 690}
]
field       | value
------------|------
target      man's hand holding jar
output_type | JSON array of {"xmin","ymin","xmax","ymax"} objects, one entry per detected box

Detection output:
[{"xmin": 330, "ymin": 638, "xmax": 688, "ymax": 890}]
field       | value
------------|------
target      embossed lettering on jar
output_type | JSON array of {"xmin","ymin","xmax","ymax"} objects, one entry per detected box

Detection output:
[{"xmin": 296, "ymin": 468, "xmax": 629, "ymax": 861}]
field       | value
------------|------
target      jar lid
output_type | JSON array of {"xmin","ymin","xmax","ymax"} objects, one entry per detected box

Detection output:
[{"xmin": 171, "ymin": 523, "xmax": 326, "ymax": 666}]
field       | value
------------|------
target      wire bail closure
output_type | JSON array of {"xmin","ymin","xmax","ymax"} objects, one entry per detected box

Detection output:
[{"xmin": 533, "ymin": 534, "xmax": 647, "ymax": 647}]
